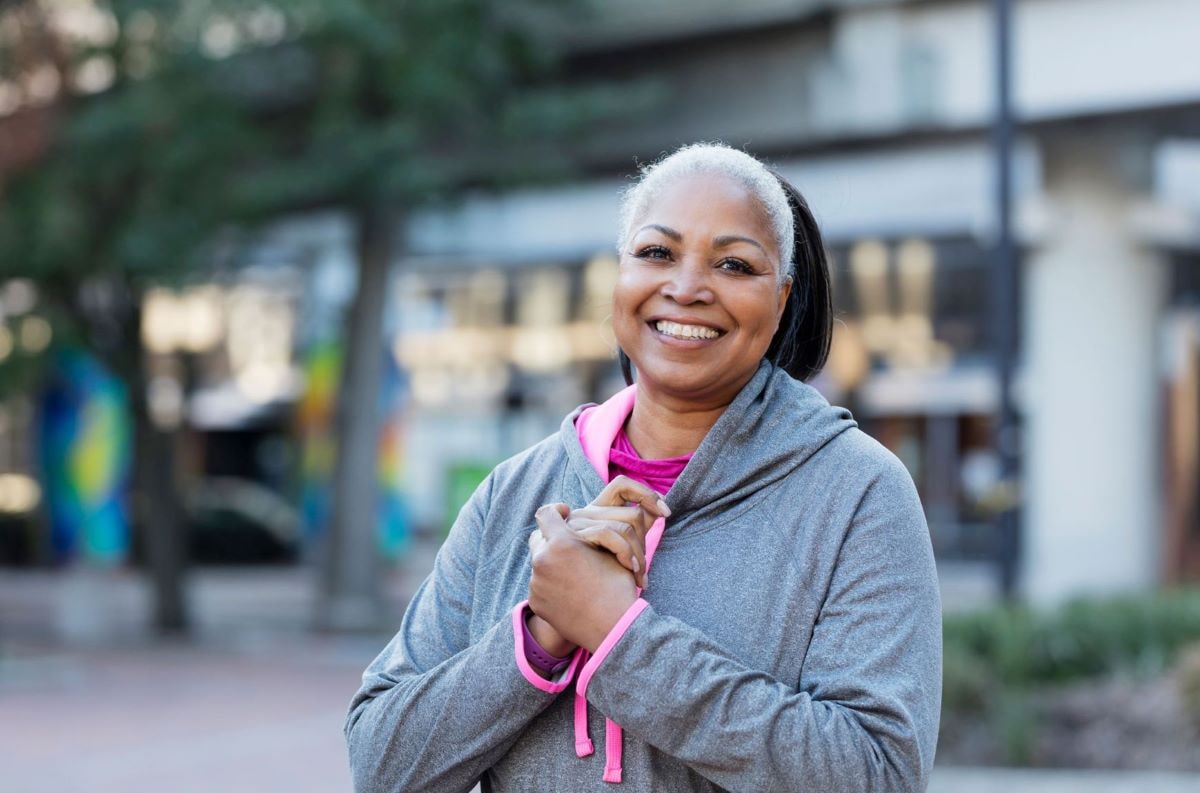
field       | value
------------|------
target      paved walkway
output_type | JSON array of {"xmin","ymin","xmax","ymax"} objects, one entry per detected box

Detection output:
[
  {"xmin": 2, "ymin": 565, "xmax": 1199, "ymax": 793},
  {"xmin": 0, "ymin": 564, "xmax": 416, "ymax": 793},
  {"xmin": 928, "ymin": 767, "xmax": 1200, "ymax": 793},
  {"xmin": 1, "ymin": 638, "xmax": 366, "ymax": 793}
]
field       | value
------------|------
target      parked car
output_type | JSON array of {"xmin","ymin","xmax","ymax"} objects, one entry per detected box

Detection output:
[{"xmin": 186, "ymin": 477, "xmax": 300, "ymax": 564}]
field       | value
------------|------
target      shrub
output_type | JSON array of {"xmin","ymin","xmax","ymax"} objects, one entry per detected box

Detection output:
[
  {"xmin": 943, "ymin": 587, "xmax": 1200, "ymax": 690},
  {"xmin": 1178, "ymin": 641, "xmax": 1200, "ymax": 730},
  {"xmin": 940, "ymin": 588, "xmax": 1200, "ymax": 766}
]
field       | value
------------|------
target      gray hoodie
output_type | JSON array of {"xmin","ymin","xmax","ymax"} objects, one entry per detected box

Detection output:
[{"xmin": 345, "ymin": 361, "xmax": 942, "ymax": 792}]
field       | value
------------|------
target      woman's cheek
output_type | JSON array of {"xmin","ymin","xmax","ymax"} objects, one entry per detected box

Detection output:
[
  {"xmin": 611, "ymin": 278, "xmax": 643, "ymax": 347},
  {"xmin": 617, "ymin": 261, "xmax": 660, "ymax": 303}
]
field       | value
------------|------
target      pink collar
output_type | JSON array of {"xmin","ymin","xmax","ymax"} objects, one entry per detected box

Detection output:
[{"xmin": 574, "ymin": 384, "xmax": 637, "ymax": 484}]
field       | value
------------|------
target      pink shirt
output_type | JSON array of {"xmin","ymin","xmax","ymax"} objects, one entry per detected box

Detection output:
[{"xmin": 607, "ymin": 425, "xmax": 692, "ymax": 496}]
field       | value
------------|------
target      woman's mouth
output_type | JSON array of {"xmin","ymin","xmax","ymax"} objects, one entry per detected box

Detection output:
[{"xmin": 651, "ymin": 320, "xmax": 725, "ymax": 341}]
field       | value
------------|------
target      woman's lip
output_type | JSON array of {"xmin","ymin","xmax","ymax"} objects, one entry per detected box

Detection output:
[
  {"xmin": 647, "ymin": 317, "xmax": 725, "ymax": 333},
  {"xmin": 647, "ymin": 321, "xmax": 726, "ymax": 346}
]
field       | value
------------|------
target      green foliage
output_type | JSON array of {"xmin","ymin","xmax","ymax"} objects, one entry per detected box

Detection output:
[
  {"xmin": 995, "ymin": 692, "xmax": 1036, "ymax": 766},
  {"xmin": 1, "ymin": 0, "xmax": 609, "ymax": 283},
  {"xmin": 943, "ymin": 588, "xmax": 1200, "ymax": 697},
  {"xmin": 1180, "ymin": 642, "xmax": 1200, "ymax": 729},
  {"xmin": 0, "ymin": 0, "xmax": 626, "ymax": 390},
  {"xmin": 941, "ymin": 637, "xmax": 993, "ymax": 714},
  {"xmin": 941, "ymin": 588, "xmax": 1200, "ymax": 765}
]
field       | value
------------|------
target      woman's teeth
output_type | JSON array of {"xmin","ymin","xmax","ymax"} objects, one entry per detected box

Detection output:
[{"xmin": 654, "ymin": 320, "xmax": 721, "ymax": 340}]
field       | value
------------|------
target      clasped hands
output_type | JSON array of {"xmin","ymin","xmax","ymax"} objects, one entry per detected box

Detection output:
[{"xmin": 525, "ymin": 476, "xmax": 671, "ymax": 658}]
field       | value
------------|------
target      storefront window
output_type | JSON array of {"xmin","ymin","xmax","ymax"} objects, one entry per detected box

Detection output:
[{"xmin": 828, "ymin": 235, "xmax": 999, "ymax": 559}]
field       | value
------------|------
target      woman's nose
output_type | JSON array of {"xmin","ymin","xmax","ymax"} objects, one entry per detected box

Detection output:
[{"xmin": 660, "ymin": 261, "xmax": 714, "ymax": 304}]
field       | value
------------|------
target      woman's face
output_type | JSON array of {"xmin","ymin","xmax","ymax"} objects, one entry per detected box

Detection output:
[{"xmin": 613, "ymin": 172, "xmax": 791, "ymax": 405}]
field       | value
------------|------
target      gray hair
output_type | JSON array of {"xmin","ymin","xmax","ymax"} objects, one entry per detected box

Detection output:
[{"xmin": 617, "ymin": 142, "xmax": 795, "ymax": 281}]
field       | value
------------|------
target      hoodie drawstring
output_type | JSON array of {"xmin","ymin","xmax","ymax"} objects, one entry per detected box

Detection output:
[
  {"xmin": 573, "ymin": 653, "xmax": 594, "ymax": 757},
  {"xmin": 603, "ymin": 718, "xmax": 625, "ymax": 783},
  {"xmin": 572, "ymin": 516, "xmax": 666, "ymax": 784}
]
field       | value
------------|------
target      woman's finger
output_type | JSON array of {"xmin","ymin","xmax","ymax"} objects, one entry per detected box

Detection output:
[
  {"xmin": 573, "ymin": 524, "xmax": 647, "ymax": 589},
  {"xmin": 567, "ymin": 517, "xmax": 646, "ymax": 566},
  {"xmin": 527, "ymin": 528, "xmax": 546, "ymax": 557},
  {"xmin": 592, "ymin": 475, "xmax": 671, "ymax": 518},
  {"xmin": 572, "ymin": 504, "xmax": 649, "ymax": 524},
  {"xmin": 567, "ymin": 516, "xmax": 646, "ymax": 579},
  {"xmin": 571, "ymin": 504, "xmax": 653, "ymax": 538}
]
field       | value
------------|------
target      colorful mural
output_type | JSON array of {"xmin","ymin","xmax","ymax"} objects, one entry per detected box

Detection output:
[
  {"xmin": 38, "ymin": 349, "xmax": 132, "ymax": 564},
  {"xmin": 296, "ymin": 340, "xmax": 410, "ymax": 560}
]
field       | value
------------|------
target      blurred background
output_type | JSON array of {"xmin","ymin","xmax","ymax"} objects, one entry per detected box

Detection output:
[{"xmin": 2, "ymin": 0, "xmax": 1200, "ymax": 791}]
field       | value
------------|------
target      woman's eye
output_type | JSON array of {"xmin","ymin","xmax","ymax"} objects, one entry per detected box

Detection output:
[
  {"xmin": 636, "ymin": 246, "xmax": 671, "ymax": 260},
  {"xmin": 719, "ymin": 258, "xmax": 754, "ymax": 274}
]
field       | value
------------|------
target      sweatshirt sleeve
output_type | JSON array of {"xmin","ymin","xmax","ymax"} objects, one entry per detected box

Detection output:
[
  {"xmin": 580, "ymin": 454, "xmax": 943, "ymax": 793},
  {"xmin": 343, "ymin": 473, "xmax": 573, "ymax": 793}
]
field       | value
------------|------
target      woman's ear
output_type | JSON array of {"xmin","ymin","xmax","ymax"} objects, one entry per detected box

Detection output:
[{"xmin": 777, "ymin": 274, "xmax": 793, "ymax": 318}]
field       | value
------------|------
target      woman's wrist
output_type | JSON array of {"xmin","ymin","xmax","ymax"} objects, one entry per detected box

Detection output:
[
  {"xmin": 525, "ymin": 611, "xmax": 576, "ymax": 658},
  {"xmin": 577, "ymin": 593, "xmax": 638, "ymax": 653}
]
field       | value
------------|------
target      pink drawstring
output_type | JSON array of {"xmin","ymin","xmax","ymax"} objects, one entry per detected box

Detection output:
[
  {"xmin": 568, "ymin": 517, "xmax": 665, "ymax": 784},
  {"xmin": 575, "ymin": 682, "xmax": 627, "ymax": 784},
  {"xmin": 574, "ymin": 652, "xmax": 594, "ymax": 757},
  {"xmin": 603, "ymin": 718, "xmax": 624, "ymax": 783},
  {"xmin": 643, "ymin": 518, "xmax": 665, "ymax": 570},
  {"xmin": 574, "ymin": 676, "xmax": 624, "ymax": 783}
]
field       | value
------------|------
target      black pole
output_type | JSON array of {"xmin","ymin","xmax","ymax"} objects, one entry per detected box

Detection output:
[{"xmin": 992, "ymin": 0, "xmax": 1021, "ymax": 599}]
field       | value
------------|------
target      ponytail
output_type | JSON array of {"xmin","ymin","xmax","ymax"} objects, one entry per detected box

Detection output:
[{"xmin": 766, "ymin": 171, "xmax": 832, "ymax": 382}]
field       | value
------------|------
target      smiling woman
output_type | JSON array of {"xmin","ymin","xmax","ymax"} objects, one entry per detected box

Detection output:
[
  {"xmin": 614, "ymin": 169, "xmax": 794, "ymax": 436},
  {"xmin": 346, "ymin": 143, "xmax": 943, "ymax": 793}
]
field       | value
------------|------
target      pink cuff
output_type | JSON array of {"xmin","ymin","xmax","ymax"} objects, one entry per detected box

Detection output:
[
  {"xmin": 576, "ymin": 598, "xmax": 650, "ymax": 701},
  {"xmin": 512, "ymin": 600, "xmax": 583, "ymax": 693}
]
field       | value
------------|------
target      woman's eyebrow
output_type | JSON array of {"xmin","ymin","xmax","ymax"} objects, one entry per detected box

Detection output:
[
  {"xmin": 635, "ymin": 225, "xmax": 767, "ymax": 257},
  {"xmin": 713, "ymin": 234, "xmax": 768, "ymax": 255},
  {"xmin": 635, "ymin": 223, "xmax": 682, "ymax": 241}
]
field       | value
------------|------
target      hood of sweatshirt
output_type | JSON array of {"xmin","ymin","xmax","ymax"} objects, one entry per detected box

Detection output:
[{"xmin": 560, "ymin": 359, "xmax": 858, "ymax": 531}]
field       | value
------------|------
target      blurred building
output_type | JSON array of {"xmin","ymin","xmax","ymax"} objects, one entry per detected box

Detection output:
[
  {"xmin": 365, "ymin": 0, "xmax": 1197, "ymax": 604},
  {"xmin": 4, "ymin": 0, "xmax": 1200, "ymax": 606}
]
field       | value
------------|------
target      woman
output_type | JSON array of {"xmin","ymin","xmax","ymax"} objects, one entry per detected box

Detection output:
[{"xmin": 345, "ymin": 143, "xmax": 942, "ymax": 792}]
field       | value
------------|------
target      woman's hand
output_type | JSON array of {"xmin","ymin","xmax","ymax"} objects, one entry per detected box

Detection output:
[
  {"xmin": 524, "ymin": 477, "xmax": 669, "ymax": 656},
  {"xmin": 528, "ymin": 503, "xmax": 640, "ymax": 653},
  {"xmin": 560, "ymin": 476, "xmax": 670, "ymax": 589}
]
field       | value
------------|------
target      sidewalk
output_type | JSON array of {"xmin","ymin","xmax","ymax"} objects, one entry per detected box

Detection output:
[
  {"xmin": 928, "ymin": 767, "xmax": 1200, "ymax": 793},
  {"xmin": 0, "ymin": 561, "xmax": 426, "ymax": 793},
  {"xmin": 3, "ymin": 565, "xmax": 1199, "ymax": 793},
  {"xmin": 1, "ymin": 637, "xmax": 367, "ymax": 793}
]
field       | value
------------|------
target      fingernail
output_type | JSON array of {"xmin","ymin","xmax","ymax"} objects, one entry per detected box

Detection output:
[
  {"xmin": 632, "ymin": 557, "xmax": 640, "ymax": 573},
  {"xmin": 656, "ymin": 498, "xmax": 672, "ymax": 517}
]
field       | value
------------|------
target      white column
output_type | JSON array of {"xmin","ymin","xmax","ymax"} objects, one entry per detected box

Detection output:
[{"xmin": 1021, "ymin": 134, "xmax": 1166, "ymax": 605}]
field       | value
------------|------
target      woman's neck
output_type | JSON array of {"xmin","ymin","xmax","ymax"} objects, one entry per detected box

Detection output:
[{"xmin": 624, "ymin": 385, "xmax": 731, "ymax": 460}]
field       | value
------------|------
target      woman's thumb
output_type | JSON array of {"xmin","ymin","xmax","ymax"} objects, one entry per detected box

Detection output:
[{"xmin": 534, "ymin": 503, "xmax": 572, "ymax": 538}]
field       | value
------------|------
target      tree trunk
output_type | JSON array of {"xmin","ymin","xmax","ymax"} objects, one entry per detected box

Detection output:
[
  {"xmin": 317, "ymin": 203, "xmax": 394, "ymax": 632},
  {"xmin": 135, "ymin": 409, "xmax": 190, "ymax": 633},
  {"xmin": 108, "ymin": 284, "xmax": 191, "ymax": 636}
]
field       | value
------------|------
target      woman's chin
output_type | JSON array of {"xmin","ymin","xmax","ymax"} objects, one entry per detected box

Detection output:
[{"xmin": 632, "ymin": 358, "xmax": 755, "ymax": 403}]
